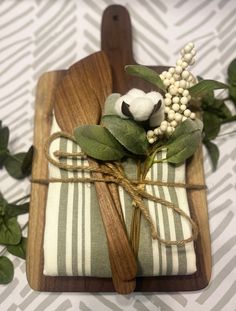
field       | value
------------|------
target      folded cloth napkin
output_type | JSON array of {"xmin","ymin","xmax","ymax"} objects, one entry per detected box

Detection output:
[{"xmin": 43, "ymin": 115, "xmax": 196, "ymax": 277}]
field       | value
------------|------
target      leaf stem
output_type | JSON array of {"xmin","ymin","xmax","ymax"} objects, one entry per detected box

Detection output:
[
  {"xmin": 11, "ymin": 194, "xmax": 30, "ymax": 205},
  {"xmin": 217, "ymin": 129, "xmax": 236, "ymax": 137}
]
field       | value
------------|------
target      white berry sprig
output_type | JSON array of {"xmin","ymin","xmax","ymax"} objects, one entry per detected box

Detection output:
[{"xmin": 147, "ymin": 42, "xmax": 197, "ymax": 144}]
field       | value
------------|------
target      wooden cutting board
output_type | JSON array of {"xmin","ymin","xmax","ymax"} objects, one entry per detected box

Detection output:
[{"xmin": 26, "ymin": 5, "xmax": 211, "ymax": 292}]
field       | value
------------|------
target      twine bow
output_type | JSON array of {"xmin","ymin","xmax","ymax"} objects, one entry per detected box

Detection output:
[{"xmin": 32, "ymin": 131, "xmax": 206, "ymax": 247}]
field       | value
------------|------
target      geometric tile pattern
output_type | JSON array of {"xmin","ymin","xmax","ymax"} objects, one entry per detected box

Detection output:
[{"xmin": 0, "ymin": 0, "xmax": 236, "ymax": 310}]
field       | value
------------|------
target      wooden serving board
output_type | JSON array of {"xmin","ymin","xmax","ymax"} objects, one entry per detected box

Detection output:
[{"xmin": 26, "ymin": 5, "xmax": 211, "ymax": 292}]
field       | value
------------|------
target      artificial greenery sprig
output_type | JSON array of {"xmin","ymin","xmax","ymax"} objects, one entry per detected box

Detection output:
[
  {"xmin": 0, "ymin": 121, "xmax": 34, "ymax": 179},
  {"xmin": 0, "ymin": 121, "xmax": 33, "ymax": 284},
  {"xmin": 74, "ymin": 57, "xmax": 236, "ymax": 172}
]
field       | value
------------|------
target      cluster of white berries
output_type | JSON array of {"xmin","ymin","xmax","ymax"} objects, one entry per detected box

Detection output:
[{"xmin": 147, "ymin": 42, "xmax": 197, "ymax": 144}]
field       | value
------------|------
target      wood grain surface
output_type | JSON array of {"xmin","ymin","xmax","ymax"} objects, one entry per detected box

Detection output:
[
  {"xmin": 26, "ymin": 5, "xmax": 211, "ymax": 292},
  {"xmin": 53, "ymin": 50, "xmax": 137, "ymax": 294}
]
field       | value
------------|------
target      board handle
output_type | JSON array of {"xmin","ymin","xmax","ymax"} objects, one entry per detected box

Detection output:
[{"xmin": 101, "ymin": 5, "xmax": 138, "ymax": 93}]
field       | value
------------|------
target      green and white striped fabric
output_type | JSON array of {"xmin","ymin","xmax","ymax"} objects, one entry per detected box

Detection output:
[{"xmin": 43, "ymin": 116, "xmax": 196, "ymax": 277}]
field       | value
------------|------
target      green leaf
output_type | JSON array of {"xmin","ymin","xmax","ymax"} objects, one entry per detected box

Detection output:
[
  {"xmin": 0, "ymin": 123, "xmax": 10, "ymax": 168},
  {"xmin": 74, "ymin": 125, "xmax": 127, "ymax": 161},
  {"xmin": 229, "ymin": 85, "xmax": 236, "ymax": 102},
  {"xmin": 202, "ymin": 97, "xmax": 232, "ymax": 119},
  {"xmin": 125, "ymin": 65, "xmax": 166, "ymax": 92},
  {"xmin": 0, "ymin": 217, "xmax": 21, "ymax": 245},
  {"xmin": 0, "ymin": 149, "xmax": 9, "ymax": 168},
  {"xmin": 21, "ymin": 146, "xmax": 34, "ymax": 176},
  {"xmin": 203, "ymin": 112, "xmax": 221, "ymax": 140},
  {"xmin": 166, "ymin": 119, "xmax": 203, "ymax": 164},
  {"xmin": 4, "ymin": 153, "xmax": 27, "ymax": 179},
  {"xmin": 103, "ymin": 93, "xmax": 121, "ymax": 116},
  {"xmin": 5, "ymin": 202, "xmax": 29, "ymax": 218},
  {"xmin": 0, "ymin": 256, "xmax": 14, "ymax": 284},
  {"xmin": 189, "ymin": 80, "xmax": 228, "ymax": 97},
  {"xmin": 227, "ymin": 59, "xmax": 236, "ymax": 85},
  {"xmin": 0, "ymin": 193, "xmax": 7, "ymax": 217},
  {"xmin": 7, "ymin": 237, "xmax": 27, "ymax": 259},
  {"xmin": 0, "ymin": 123, "xmax": 9, "ymax": 150},
  {"xmin": 102, "ymin": 115, "xmax": 148, "ymax": 155},
  {"xmin": 203, "ymin": 139, "xmax": 219, "ymax": 171},
  {"xmin": 169, "ymin": 118, "xmax": 203, "ymax": 142},
  {"xmin": 221, "ymin": 115, "xmax": 236, "ymax": 124}
]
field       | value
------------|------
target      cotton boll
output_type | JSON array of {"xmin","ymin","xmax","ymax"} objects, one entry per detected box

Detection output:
[
  {"xmin": 129, "ymin": 97, "xmax": 155, "ymax": 121},
  {"xmin": 146, "ymin": 91, "xmax": 163, "ymax": 104},
  {"xmin": 127, "ymin": 88, "xmax": 145, "ymax": 98},
  {"xmin": 114, "ymin": 94, "xmax": 133, "ymax": 118}
]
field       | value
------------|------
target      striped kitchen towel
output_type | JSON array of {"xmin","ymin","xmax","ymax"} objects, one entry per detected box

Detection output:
[{"xmin": 43, "ymin": 115, "xmax": 196, "ymax": 277}]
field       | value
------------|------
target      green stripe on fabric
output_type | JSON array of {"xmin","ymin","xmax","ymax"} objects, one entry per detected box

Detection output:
[
  {"xmin": 136, "ymin": 210, "xmax": 154, "ymax": 276},
  {"xmin": 57, "ymin": 137, "xmax": 69, "ymax": 275},
  {"xmin": 90, "ymin": 182, "xmax": 111, "ymax": 277},
  {"xmin": 157, "ymin": 151, "xmax": 173, "ymax": 275},
  {"xmin": 155, "ymin": 152, "xmax": 164, "ymax": 275},
  {"xmin": 167, "ymin": 164, "xmax": 187, "ymax": 274},
  {"xmin": 71, "ymin": 142, "xmax": 79, "ymax": 275},
  {"xmin": 81, "ymin": 158, "xmax": 86, "ymax": 275}
]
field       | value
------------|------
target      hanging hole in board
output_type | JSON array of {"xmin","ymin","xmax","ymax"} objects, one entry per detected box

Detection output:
[{"xmin": 113, "ymin": 14, "xmax": 119, "ymax": 21}]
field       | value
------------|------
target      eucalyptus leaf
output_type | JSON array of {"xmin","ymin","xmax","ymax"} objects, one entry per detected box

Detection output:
[
  {"xmin": 0, "ymin": 124, "xmax": 9, "ymax": 150},
  {"xmin": 4, "ymin": 153, "xmax": 27, "ymax": 179},
  {"xmin": 21, "ymin": 146, "xmax": 34, "ymax": 176},
  {"xmin": 102, "ymin": 115, "xmax": 148, "ymax": 155},
  {"xmin": 202, "ymin": 98, "xmax": 232, "ymax": 119},
  {"xmin": 0, "ymin": 124, "xmax": 10, "ymax": 168},
  {"xmin": 203, "ymin": 112, "xmax": 221, "ymax": 140},
  {"xmin": 189, "ymin": 80, "xmax": 228, "ymax": 97},
  {"xmin": 229, "ymin": 85, "xmax": 236, "ymax": 103},
  {"xmin": 168, "ymin": 118, "xmax": 203, "ymax": 142},
  {"xmin": 227, "ymin": 59, "xmax": 236, "ymax": 85},
  {"xmin": 0, "ymin": 217, "xmax": 21, "ymax": 245},
  {"xmin": 166, "ymin": 119, "xmax": 203, "ymax": 164},
  {"xmin": 203, "ymin": 139, "xmax": 219, "ymax": 171},
  {"xmin": 5, "ymin": 202, "xmax": 29, "ymax": 218},
  {"xmin": 0, "ymin": 193, "xmax": 7, "ymax": 216},
  {"xmin": 74, "ymin": 125, "xmax": 127, "ymax": 161},
  {"xmin": 0, "ymin": 149, "xmax": 9, "ymax": 168},
  {"xmin": 103, "ymin": 93, "xmax": 121, "ymax": 116},
  {"xmin": 125, "ymin": 65, "xmax": 166, "ymax": 92},
  {"xmin": 221, "ymin": 115, "xmax": 236, "ymax": 124},
  {"xmin": 7, "ymin": 237, "xmax": 27, "ymax": 259},
  {"xmin": 0, "ymin": 256, "xmax": 14, "ymax": 284}
]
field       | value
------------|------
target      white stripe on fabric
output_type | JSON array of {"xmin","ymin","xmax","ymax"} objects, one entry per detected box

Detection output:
[
  {"xmin": 84, "ymin": 172, "xmax": 91, "ymax": 276},
  {"xmin": 163, "ymin": 185, "xmax": 179, "ymax": 274},
  {"xmin": 77, "ymin": 166, "xmax": 83, "ymax": 275},
  {"xmin": 150, "ymin": 162, "xmax": 161, "ymax": 275},
  {"xmin": 65, "ymin": 140, "xmax": 74, "ymax": 275}
]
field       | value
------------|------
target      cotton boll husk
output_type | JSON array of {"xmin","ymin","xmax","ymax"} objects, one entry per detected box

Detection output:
[
  {"xmin": 103, "ymin": 93, "xmax": 121, "ymax": 116},
  {"xmin": 127, "ymin": 88, "xmax": 145, "ymax": 98},
  {"xmin": 129, "ymin": 97, "xmax": 155, "ymax": 121},
  {"xmin": 149, "ymin": 103, "xmax": 165, "ymax": 127},
  {"xmin": 114, "ymin": 94, "xmax": 133, "ymax": 118}
]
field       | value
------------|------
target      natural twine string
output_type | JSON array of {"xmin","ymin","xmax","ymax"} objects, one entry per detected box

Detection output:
[{"xmin": 32, "ymin": 131, "xmax": 206, "ymax": 246}]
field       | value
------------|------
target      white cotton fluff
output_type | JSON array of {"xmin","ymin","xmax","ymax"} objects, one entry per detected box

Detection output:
[{"xmin": 114, "ymin": 88, "xmax": 164, "ymax": 127}]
